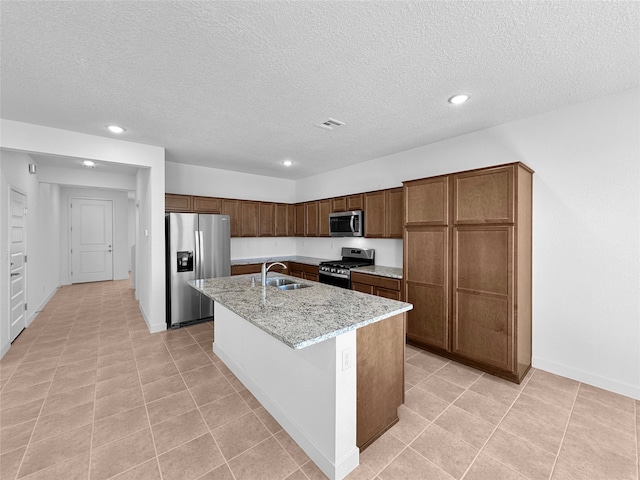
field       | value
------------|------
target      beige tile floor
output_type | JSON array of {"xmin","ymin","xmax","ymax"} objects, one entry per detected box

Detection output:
[{"xmin": 0, "ymin": 279, "xmax": 638, "ymax": 480}]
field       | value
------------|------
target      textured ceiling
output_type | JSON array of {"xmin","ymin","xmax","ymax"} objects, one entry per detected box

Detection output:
[{"xmin": 1, "ymin": 1, "xmax": 638, "ymax": 180}]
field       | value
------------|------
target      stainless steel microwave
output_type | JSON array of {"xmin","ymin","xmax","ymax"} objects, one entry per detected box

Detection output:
[{"xmin": 329, "ymin": 210, "xmax": 364, "ymax": 237}]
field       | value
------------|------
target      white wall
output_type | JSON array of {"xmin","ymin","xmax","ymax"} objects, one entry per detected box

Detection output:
[
  {"xmin": 296, "ymin": 88, "xmax": 640, "ymax": 399},
  {"xmin": 58, "ymin": 187, "xmax": 129, "ymax": 284},
  {"xmin": 0, "ymin": 120, "xmax": 166, "ymax": 335},
  {"xmin": 165, "ymin": 161, "xmax": 296, "ymax": 203},
  {"xmin": 0, "ymin": 150, "xmax": 61, "ymax": 357}
]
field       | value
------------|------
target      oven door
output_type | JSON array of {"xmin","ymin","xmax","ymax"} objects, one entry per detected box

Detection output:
[{"xmin": 318, "ymin": 271, "xmax": 350, "ymax": 289}]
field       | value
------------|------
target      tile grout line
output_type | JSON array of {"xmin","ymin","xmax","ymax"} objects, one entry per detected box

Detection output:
[
  {"xmin": 165, "ymin": 325, "xmax": 240, "ymax": 480},
  {"xmin": 546, "ymin": 380, "xmax": 581, "ymax": 480},
  {"xmin": 413, "ymin": 368, "xmax": 533, "ymax": 480},
  {"xmin": 11, "ymin": 301, "xmax": 74, "ymax": 480}
]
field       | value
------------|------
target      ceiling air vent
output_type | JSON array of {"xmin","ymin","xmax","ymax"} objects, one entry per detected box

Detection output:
[{"xmin": 315, "ymin": 118, "xmax": 345, "ymax": 130}]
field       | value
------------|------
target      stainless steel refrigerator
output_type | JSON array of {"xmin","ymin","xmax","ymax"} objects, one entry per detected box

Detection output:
[{"xmin": 165, "ymin": 213, "xmax": 230, "ymax": 328}]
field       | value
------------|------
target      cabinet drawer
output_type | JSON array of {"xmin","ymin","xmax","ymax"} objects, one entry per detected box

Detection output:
[{"xmin": 351, "ymin": 272, "xmax": 401, "ymax": 291}]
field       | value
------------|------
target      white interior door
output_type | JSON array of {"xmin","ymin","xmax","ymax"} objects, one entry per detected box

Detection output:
[
  {"xmin": 70, "ymin": 198, "xmax": 114, "ymax": 283},
  {"xmin": 9, "ymin": 189, "xmax": 27, "ymax": 343}
]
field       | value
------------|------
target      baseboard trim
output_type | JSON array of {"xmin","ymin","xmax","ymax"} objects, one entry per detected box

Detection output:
[
  {"xmin": 140, "ymin": 303, "xmax": 166, "ymax": 334},
  {"xmin": 26, "ymin": 286, "xmax": 59, "ymax": 327},
  {"xmin": 532, "ymin": 356, "xmax": 640, "ymax": 400}
]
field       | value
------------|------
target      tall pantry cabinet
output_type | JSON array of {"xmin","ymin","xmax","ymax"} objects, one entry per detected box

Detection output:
[{"xmin": 403, "ymin": 163, "xmax": 533, "ymax": 383}]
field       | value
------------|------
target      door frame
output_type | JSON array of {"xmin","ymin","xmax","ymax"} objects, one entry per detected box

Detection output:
[
  {"xmin": 68, "ymin": 196, "xmax": 115, "ymax": 283},
  {"xmin": 8, "ymin": 186, "xmax": 27, "ymax": 342}
]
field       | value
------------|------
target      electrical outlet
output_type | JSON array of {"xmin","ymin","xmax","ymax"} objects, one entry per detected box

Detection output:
[{"xmin": 342, "ymin": 348, "xmax": 353, "ymax": 370}]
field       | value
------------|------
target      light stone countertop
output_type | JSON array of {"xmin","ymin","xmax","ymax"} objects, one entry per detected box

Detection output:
[
  {"xmin": 350, "ymin": 265, "xmax": 403, "ymax": 279},
  {"xmin": 189, "ymin": 274, "xmax": 412, "ymax": 349},
  {"xmin": 230, "ymin": 256, "xmax": 326, "ymax": 266}
]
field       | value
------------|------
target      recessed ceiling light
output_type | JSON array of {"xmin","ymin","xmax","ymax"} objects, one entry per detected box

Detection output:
[
  {"xmin": 282, "ymin": 160, "xmax": 294, "ymax": 167},
  {"xmin": 448, "ymin": 94, "xmax": 470, "ymax": 105},
  {"xmin": 82, "ymin": 160, "xmax": 96, "ymax": 168},
  {"xmin": 107, "ymin": 125, "xmax": 125, "ymax": 134}
]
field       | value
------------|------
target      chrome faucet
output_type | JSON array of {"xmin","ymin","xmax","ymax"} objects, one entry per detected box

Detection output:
[{"xmin": 261, "ymin": 262, "xmax": 287, "ymax": 287}]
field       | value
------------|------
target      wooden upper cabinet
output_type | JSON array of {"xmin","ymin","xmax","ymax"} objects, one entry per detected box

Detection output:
[
  {"xmin": 332, "ymin": 196, "xmax": 347, "ymax": 212},
  {"xmin": 364, "ymin": 187, "xmax": 404, "ymax": 239},
  {"xmin": 386, "ymin": 188, "xmax": 403, "ymax": 238},
  {"xmin": 318, "ymin": 199, "xmax": 331, "ymax": 237},
  {"xmin": 275, "ymin": 204, "xmax": 288, "ymax": 237},
  {"xmin": 259, "ymin": 203, "xmax": 275, "ymax": 237},
  {"xmin": 305, "ymin": 201, "xmax": 318, "ymax": 237},
  {"xmin": 453, "ymin": 165, "xmax": 514, "ymax": 224},
  {"xmin": 193, "ymin": 196, "xmax": 221, "ymax": 213},
  {"xmin": 294, "ymin": 204, "xmax": 305, "ymax": 237},
  {"xmin": 404, "ymin": 176, "xmax": 448, "ymax": 226},
  {"xmin": 287, "ymin": 204, "xmax": 296, "ymax": 236},
  {"xmin": 165, "ymin": 194, "xmax": 193, "ymax": 212},
  {"xmin": 241, "ymin": 201, "xmax": 260, "ymax": 237},
  {"xmin": 220, "ymin": 199, "xmax": 241, "ymax": 237},
  {"xmin": 347, "ymin": 194, "xmax": 364, "ymax": 211},
  {"xmin": 364, "ymin": 191, "xmax": 386, "ymax": 238}
]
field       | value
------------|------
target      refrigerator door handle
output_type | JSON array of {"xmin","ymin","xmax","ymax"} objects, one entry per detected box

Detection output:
[
  {"xmin": 194, "ymin": 230, "xmax": 200, "ymax": 279},
  {"xmin": 199, "ymin": 230, "xmax": 204, "ymax": 279}
]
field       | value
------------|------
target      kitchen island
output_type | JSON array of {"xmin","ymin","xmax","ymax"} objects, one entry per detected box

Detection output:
[{"xmin": 190, "ymin": 274, "xmax": 412, "ymax": 480}]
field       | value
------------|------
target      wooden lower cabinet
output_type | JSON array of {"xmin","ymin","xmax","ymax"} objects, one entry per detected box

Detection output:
[
  {"xmin": 351, "ymin": 272, "xmax": 402, "ymax": 301},
  {"xmin": 230, "ymin": 262, "xmax": 288, "ymax": 276},
  {"xmin": 356, "ymin": 312, "xmax": 405, "ymax": 450},
  {"xmin": 289, "ymin": 262, "xmax": 318, "ymax": 281},
  {"xmin": 404, "ymin": 227, "xmax": 449, "ymax": 351}
]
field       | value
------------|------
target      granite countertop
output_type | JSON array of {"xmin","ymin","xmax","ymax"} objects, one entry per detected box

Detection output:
[
  {"xmin": 189, "ymin": 274, "xmax": 412, "ymax": 350},
  {"xmin": 231, "ymin": 256, "xmax": 326, "ymax": 266},
  {"xmin": 350, "ymin": 265, "xmax": 403, "ymax": 279}
]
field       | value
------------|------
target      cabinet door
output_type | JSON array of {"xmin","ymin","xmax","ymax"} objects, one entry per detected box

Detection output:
[
  {"xmin": 289, "ymin": 262, "xmax": 304, "ymax": 278},
  {"xmin": 453, "ymin": 165, "xmax": 514, "ymax": 224},
  {"xmin": 193, "ymin": 196, "xmax": 221, "ymax": 213},
  {"xmin": 364, "ymin": 191, "xmax": 385, "ymax": 238},
  {"xmin": 385, "ymin": 188, "xmax": 403, "ymax": 238},
  {"xmin": 404, "ymin": 176, "xmax": 448, "ymax": 226},
  {"xmin": 165, "ymin": 194, "xmax": 192, "ymax": 212},
  {"xmin": 241, "ymin": 201, "xmax": 260, "ymax": 237},
  {"xmin": 318, "ymin": 199, "xmax": 331, "ymax": 237},
  {"xmin": 231, "ymin": 264, "xmax": 261, "ymax": 276},
  {"xmin": 352, "ymin": 282, "xmax": 374, "ymax": 295},
  {"xmin": 294, "ymin": 204, "xmax": 305, "ymax": 237},
  {"xmin": 375, "ymin": 287, "xmax": 401, "ymax": 301},
  {"xmin": 221, "ymin": 199, "xmax": 241, "ymax": 237},
  {"xmin": 404, "ymin": 227, "xmax": 449, "ymax": 350},
  {"xmin": 332, "ymin": 197, "xmax": 347, "ymax": 212},
  {"xmin": 305, "ymin": 201, "xmax": 318, "ymax": 237},
  {"xmin": 259, "ymin": 203, "xmax": 275, "ymax": 237},
  {"xmin": 452, "ymin": 226, "xmax": 514, "ymax": 371},
  {"xmin": 347, "ymin": 194, "xmax": 364, "ymax": 211},
  {"xmin": 275, "ymin": 204, "xmax": 288, "ymax": 237},
  {"xmin": 287, "ymin": 204, "xmax": 295, "ymax": 236}
]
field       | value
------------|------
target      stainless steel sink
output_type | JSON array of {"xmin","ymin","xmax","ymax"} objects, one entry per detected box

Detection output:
[
  {"xmin": 265, "ymin": 277, "xmax": 295, "ymax": 287},
  {"xmin": 277, "ymin": 283, "xmax": 311, "ymax": 291}
]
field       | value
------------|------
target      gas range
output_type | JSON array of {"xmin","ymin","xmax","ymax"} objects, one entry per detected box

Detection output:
[{"xmin": 318, "ymin": 248, "xmax": 375, "ymax": 288}]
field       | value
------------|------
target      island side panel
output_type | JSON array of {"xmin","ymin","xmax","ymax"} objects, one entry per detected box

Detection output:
[
  {"xmin": 356, "ymin": 312, "xmax": 406, "ymax": 450},
  {"xmin": 213, "ymin": 302, "xmax": 359, "ymax": 480}
]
